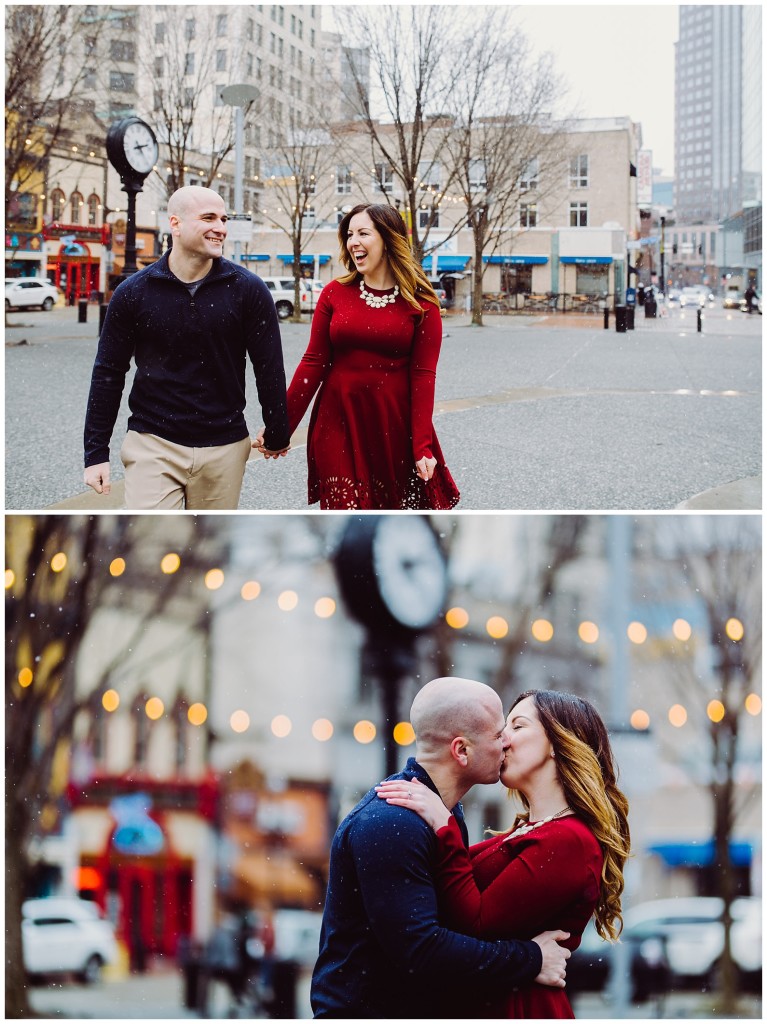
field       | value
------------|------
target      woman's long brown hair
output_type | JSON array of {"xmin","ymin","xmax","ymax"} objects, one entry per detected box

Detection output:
[
  {"xmin": 508, "ymin": 689, "xmax": 631, "ymax": 940},
  {"xmin": 336, "ymin": 203, "xmax": 440, "ymax": 315}
]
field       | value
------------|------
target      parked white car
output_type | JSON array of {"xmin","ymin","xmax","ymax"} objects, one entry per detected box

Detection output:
[
  {"xmin": 622, "ymin": 896, "xmax": 761, "ymax": 984},
  {"xmin": 22, "ymin": 897, "xmax": 118, "ymax": 984},
  {"xmin": 5, "ymin": 278, "xmax": 60, "ymax": 311},
  {"xmin": 258, "ymin": 276, "xmax": 323, "ymax": 319}
]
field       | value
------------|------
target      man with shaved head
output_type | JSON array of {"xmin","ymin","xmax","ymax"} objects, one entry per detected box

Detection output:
[
  {"xmin": 311, "ymin": 677, "xmax": 571, "ymax": 1019},
  {"xmin": 84, "ymin": 184, "xmax": 290, "ymax": 508}
]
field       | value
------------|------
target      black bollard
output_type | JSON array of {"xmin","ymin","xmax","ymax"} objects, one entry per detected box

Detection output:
[
  {"xmin": 697, "ymin": 308, "xmax": 702, "ymax": 333},
  {"xmin": 78, "ymin": 299, "xmax": 88, "ymax": 323},
  {"xmin": 627, "ymin": 306, "xmax": 635, "ymax": 330},
  {"xmin": 603, "ymin": 307, "xmax": 609, "ymax": 330},
  {"xmin": 614, "ymin": 305, "xmax": 627, "ymax": 333}
]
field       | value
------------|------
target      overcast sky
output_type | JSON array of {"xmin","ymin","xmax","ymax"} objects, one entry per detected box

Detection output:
[{"xmin": 322, "ymin": 3, "xmax": 678, "ymax": 176}]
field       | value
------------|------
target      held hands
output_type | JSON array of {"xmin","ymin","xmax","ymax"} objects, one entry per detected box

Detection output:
[
  {"xmin": 375, "ymin": 776, "xmax": 452, "ymax": 832},
  {"xmin": 84, "ymin": 462, "xmax": 111, "ymax": 495},
  {"xmin": 253, "ymin": 429, "xmax": 290, "ymax": 459},
  {"xmin": 415, "ymin": 455, "xmax": 437, "ymax": 482},
  {"xmin": 531, "ymin": 930, "xmax": 571, "ymax": 988}
]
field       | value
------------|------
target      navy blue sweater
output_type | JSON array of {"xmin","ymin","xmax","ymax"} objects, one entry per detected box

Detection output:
[
  {"xmin": 311, "ymin": 758, "xmax": 543, "ymax": 1018},
  {"xmin": 84, "ymin": 253, "xmax": 290, "ymax": 467}
]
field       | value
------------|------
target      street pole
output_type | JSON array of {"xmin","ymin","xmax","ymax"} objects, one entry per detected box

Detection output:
[
  {"xmin": 220, "ymin": 83, "xmax": 259, "ymax": 269},
  {"xmin": 660, "ymin": 215, "xmax": 666, "ymax": 296}
]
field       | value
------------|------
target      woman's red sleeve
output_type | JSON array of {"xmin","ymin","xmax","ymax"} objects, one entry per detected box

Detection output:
[
  {"xmin": 286, "ymin": 286, "xmax": 334, "ymax": 434},
  {"xmin": 409, "ymin": 301, "xmax": 442, "ymax": 461},
  {"xmin": 434, "ymin": 817, "xmax": 599, "ymax": 940}
]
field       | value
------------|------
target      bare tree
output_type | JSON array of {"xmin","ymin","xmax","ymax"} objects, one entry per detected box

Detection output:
[
  {"xmin": 641, "ymin": 516, "xmax": 762, "ymax": 1014},
  {"xmin": 443, "ymin": 13, "xmax": 569, "ymax": 324},
  {"xmin": 4, "ymin": 515, "xmax": 225, "ymax": 1018},
  {"xmin": 4, "ymin": 6, "xmax": 104, "ymax": 208},
  {"xmin": 145, "ymin": 8, "xmax": 249, "ymax": 196},
  {"xmin": 260, "ymin": 126, "xmax": 340, "ymax": 320},
  {"xmin": 333, "ymin": 5, "xmax": 463, "ymax": 261}
]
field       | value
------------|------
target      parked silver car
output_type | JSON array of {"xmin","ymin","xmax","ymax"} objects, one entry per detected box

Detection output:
[
  {"xmin": 5, "ymin": 277, "xmax": 60, "ymax": 311},
  {"xmin": 258, "ymin": 276, "xmax": 323, "ymax": 318},
  {"xmin": 22, "ymin": 897, "xmax": 118, "ymax": 984}
]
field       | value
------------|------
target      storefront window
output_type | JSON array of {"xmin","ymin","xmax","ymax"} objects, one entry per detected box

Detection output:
[{"xmin": 575, "ymin": 264, "xmax": 609, "ymax": 293}]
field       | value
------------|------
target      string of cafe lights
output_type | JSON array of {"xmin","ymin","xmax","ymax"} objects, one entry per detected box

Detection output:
[{"xmin": 7, "ymin": 553, "xmax": 761, "ymax": 743}]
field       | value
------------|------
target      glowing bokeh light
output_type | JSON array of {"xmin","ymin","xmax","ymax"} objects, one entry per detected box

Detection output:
[
  {"xmin": 486, "ymin": 616, "xmax": 509, "ymax": 639},
  {"xmin": 627, "ymin": 621, "xmax": 648, "ymax": 644},
  {"xmin": 578, "ymin": 621, "xmax": 599, "ymax": 644},
  {"xmin": 531, "ymin": 619, "xmax": 554, "ymax": 643},
  {"xmin": 745, "ymin": 694, "xmax": 762, "ymax": 716},
  {"xmin": 353, "ymin": 720, "xmax": 377, "ymax": 744},
  {"xmin": 241, "ymin": 581, "xmax": 261, "ymax": 600},
  {"xmin": 145, "ymin": 697, "xmax": 164, "ymax": 720},
  {"xmin": 630, "ymin": 709, "xmax": 650, "ymax": 731},
  {"xmin": 188, "ymin": 703, "xmax": 208, "ymax": 726},
  {"xmin": 18, "ymin": 667, "xmax": 33, "ymax": 688},
  {"xmin": 393, "ymin": 722, "xmax": 416, "ymax": 746},
  {"xmin": 102, "ymin": 689, "xmax": 120, "ymax": 712},
  {"xmin": 5, "ymin": 569, "xmax": 15, "ymax": 589},
  {"xmin": 669, "ymin": 704, "xmax": 687, "ymax": 727},
  {"xmin": 51, "ymin": 552, "xmax": 67, "ymax": 573},
  {"xmin": 725, "ymin": 618, "xmax": 744, "ymax": 642},
  {"xmin": 312, "ymin": 718, "xmax": 334, "ymax": 741},
  {"xmin": 161, "ymin": 553, "xmax": 181, "ymax": 574},
  {"xmin": 314, "ymin": 597, "xmax": 336, "ymax": 618},
  {"xmin": 672, "ymin": 619, "xmax": 692, "ymax": 642},
  {"xmin": 205, "ymin": 568, "xmax": 225, "ymax": 590},
  {"xmin": 271, "ymin": 714, "xmax": 292, "ymax": 738},
  {"xmin": 109, "ymin": 558, "xmax": 126, "ymax": 577},
  {"xmin": 278, "ymin": 590, "xmax": 299, "ymax": 611},
  {"xmin": 707, "ymin": 699, "xmax": 725, "ymax": 723},
  {"xmin": 230, "ymin": 710, "xmax": 250, "ymax": 733},
  {"xmin": 445, "ymin": 607, "xmax": 469, "ymax": 629}
]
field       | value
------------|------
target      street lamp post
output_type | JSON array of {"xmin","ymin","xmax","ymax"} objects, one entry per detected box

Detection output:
[{"xmin": 219, "ymin": 84, "xmax": 259, "ymax": 266}]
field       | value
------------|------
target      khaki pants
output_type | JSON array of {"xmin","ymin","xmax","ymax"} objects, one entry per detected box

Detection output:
[{"xmin": 120, "ymin": 431, "xmax": 252, "ymax": 510}]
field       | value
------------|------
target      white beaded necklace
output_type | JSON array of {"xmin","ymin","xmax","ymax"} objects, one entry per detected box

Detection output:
[
  {"xmin": 359, "ymin": 278, "xmax": 399, "ymax": 308},
  {"xmin": 503, "ymin": 806, "xmax": 572, "ymax": 842}
]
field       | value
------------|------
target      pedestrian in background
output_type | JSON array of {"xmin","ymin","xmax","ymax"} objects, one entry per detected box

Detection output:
[
  {"xmin": 83, "ymin": 185, "xmax": 290, "ymax": 509},
  {"xmin": 257, "ymin": 203, "xmax": 459, "ymax": 510}
]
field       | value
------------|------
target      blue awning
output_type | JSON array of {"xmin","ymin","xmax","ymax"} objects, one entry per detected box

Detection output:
[
  {"xmin": 648, "ymin": 840, "xmax": 753, "ymax": 868},
  {"xmin": 421, "ymin": 255, "xmax": 472, "ymax": 272},
  {"xmin": 561, "ymin": 256, "xmax": 613, "ymax": 265},
  {"xmin": 278, "ymin": 254, "xmax": 331, "ymax": 265},
  {"xmin": 483, "ymin": 255, "xmax": 548, "ymax": 265},
  {"xmin": 240, "ymin": 254, "xmax": 270, "ymax": 262}
]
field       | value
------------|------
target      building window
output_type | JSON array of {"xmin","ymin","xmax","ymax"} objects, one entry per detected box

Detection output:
[
  {"xmin": 373, "ymin": 163, "xmax": 394, "ymax": 193},
  {"xmin": 110, "ymin": 39, "xmax": 135, "ymax": 61},
  {"xmin": 569, "ymin": 202, "xmax": 588, "ymax": 227},
  {"xmin": 183, "ymin": 87, "xmax": 194, "ymax": 108},
  {"xmin": 569, "ymin": 154, "xmax": 589, "ymax": 188},
  {"xmin": 154, "ymin": 56, "xmax": 163, "ymax": 78},
  {"xmin": 51, "ymin": 189, "xmax": 65, "ymax": 221},
  {"xmin": 109, "ymin": 71, "xmax": 135, "ymax": 92},
  {"xmin": 216, "ymin": 13, "xmax": 227, "ymax": 35},
  {"xmin": 335, "ymin": 164, "xmax": 351, "ymax": 196},
  {"xmin": 216, "ymin": 50, "xmax": 227, "ymax": 73},
  {"xmin": 468, "ymin": 159, "xmax": 486, "ymax": 191},
  {"xmin": 70, "ymin": 191, "xmax": 83, "ymax": 224},
  {"xmin": 185, "ymin": 18, "xmax": 196, "ymax": 41},
  {"xmin": 520, "ymin": 203, "xmax": 537, "ymax": 228},
  {"xmin": 417, "ymin": 160, "xmax": 441, "ymax": 191},
  {"xmin": 84, "ymin": 67, "xmax": 97, "ymax": 89},
  {"xmin": 519, "ymin": 157, "xmax": 539, "ymax": 191},
  {"xmin": 185, "ymin": 52, "xmax": 194, "ymax": 76},
  {"xmin": 419, "ymin": 208, "xmax": 439, "ymax": 229},
  {"xmin": 302, "ymin": 206, "xmax": 316, "ymax": 225},
  {"xmin": 154, "ymin": 22, "xmax": 165, "ymax": 43},
  {"xmin": 87, "ymin": 193, "xmax": 100, "ymax": 226}
]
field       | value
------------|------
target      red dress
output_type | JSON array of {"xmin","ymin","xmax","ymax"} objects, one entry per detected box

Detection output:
[
  {"xmin": 434, "ymin": 815, "xmax": 603, "ymax": 1019},
  {"xmin": 286, "ymin": 279, "xmax": 460, "ymax": 510}
]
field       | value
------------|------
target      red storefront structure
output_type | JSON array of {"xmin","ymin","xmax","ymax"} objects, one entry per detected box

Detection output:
[
  {"xmin": 67, "ymin": 774, "xmax": 218, "ymax": 968},
  {"xmin": 44, "ymin": 222, "xmax": 110, "ymax": 302}
]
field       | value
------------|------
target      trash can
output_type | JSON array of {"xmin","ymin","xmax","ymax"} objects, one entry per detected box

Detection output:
[
  {"xmin": 644, "ymin": 296, "xmax": 657, "ymax": 318},
  {"xmin": 626, "ymin": 306, "xmax": 635, "ymax": 330},
  {"xmin": 614, "ymin": 305, "xmax": 627, "ymax": 333},
  {"xmin": 78, "ymin": 299, "xmax": 88, "ymax": 323}
]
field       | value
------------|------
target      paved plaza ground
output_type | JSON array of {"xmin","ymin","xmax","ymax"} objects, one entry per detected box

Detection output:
[{"xmin": 5, "ymin": 301, "xmax": 761, "ymax": 512}]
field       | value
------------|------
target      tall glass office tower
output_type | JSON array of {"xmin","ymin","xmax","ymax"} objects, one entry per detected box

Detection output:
[{"xmin": 674, "ymin": 5, "xmax": 760, "ymax": 223}]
